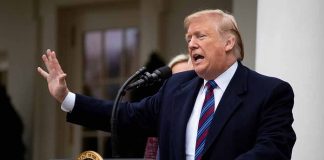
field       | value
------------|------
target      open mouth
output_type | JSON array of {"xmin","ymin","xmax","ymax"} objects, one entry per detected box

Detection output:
[{"xmin": 193, "ymin": 54, "xmax": 204, "ymax": 62}]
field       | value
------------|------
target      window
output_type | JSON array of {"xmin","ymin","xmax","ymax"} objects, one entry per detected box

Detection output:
[{"xmin": 83, "ymin": 27, "xmax": 139, "ymax": 157}]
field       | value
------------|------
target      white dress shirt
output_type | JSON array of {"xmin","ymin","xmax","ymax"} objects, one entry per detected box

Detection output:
[
  {"xmin": 185, "ymin": 62, "xmax": 238, "ymax": 160},
  {"xmin": 61, "ymin": 91, "xmax": 75, "ymax": 112}
]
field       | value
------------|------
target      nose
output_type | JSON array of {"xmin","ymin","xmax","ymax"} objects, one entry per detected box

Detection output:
[{"xmin": 188, "ymin": 38, "xmax": 198, "ymax": 51}]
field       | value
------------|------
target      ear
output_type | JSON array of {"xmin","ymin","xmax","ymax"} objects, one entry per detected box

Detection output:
[{"xmin": 224, "ymin": 35, "xmax": 236, "ymax": 52}]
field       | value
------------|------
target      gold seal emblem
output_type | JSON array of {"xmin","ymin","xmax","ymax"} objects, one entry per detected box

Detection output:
[{"xmin": 77, "ymin": 150, "xmax": 103, "ymax": 160}]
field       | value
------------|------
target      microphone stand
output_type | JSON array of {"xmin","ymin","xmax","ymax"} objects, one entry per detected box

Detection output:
[{"xmin": 111, "ymin": 67, "xmax": 146, "ymax": 158}]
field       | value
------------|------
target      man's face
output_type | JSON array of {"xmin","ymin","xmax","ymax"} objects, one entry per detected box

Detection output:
[{"xmin": 185, "ymin": 17, "xmax": 233, "ymax": 80}]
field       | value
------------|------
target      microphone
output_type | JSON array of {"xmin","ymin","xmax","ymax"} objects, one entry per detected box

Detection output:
[{"xmin": 126, "ymin": 66, "xmax": 172, "ymax": 91}]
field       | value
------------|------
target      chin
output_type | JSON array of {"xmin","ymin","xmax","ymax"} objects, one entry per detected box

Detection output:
[{"xmin": 194, "ymin": 69, "xmax": 206, "ymax": 79}]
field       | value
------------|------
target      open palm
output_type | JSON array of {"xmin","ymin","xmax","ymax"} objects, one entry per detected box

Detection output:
[{"xmin": 37, "ymin": 49, "xmax": 69, "ymax": 103}]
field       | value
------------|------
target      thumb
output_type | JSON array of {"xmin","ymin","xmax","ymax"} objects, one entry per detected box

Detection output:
[{"xmin": 58, "ymin": 73, "xmax": 67, "ymax": 84}]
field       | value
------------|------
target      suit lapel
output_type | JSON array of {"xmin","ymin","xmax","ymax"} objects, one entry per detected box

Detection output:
[
  {"xmin": 203, "ymin": 62, "xmax": 248, "ymax": 154},
  {"xmin": 171, "ymin": 76, "xmax": 203, "ymax": 159}
]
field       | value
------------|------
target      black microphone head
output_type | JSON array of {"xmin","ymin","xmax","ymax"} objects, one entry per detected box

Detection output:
[
  {"xmin": 154, "ymin": 66, "xmax": 172, "ymax": 80},
  {"xmin": 126, "ymin": 66, "xmax": 172, "ymax": 91}
]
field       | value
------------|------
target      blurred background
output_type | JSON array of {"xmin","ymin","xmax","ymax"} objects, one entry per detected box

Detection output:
[{"xmin": 0, "ymin": 0, "xmax": 323, "ymax": 159}]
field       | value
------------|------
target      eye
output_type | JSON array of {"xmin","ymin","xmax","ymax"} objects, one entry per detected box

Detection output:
[
  {"xmin": 198, "ymin": 34, "xmax": 206, "ymax": 39},
  {"xmin": 185, "ymin": 37, "xmax": 192, "ymax": 43}
]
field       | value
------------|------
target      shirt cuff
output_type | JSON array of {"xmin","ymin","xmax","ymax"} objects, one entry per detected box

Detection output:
[{"xmin": 61, "ymin": 92, "xmax": 76, "ymax": 112}]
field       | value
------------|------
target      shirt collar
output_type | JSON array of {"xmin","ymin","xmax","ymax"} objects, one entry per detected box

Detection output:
[{"xmin": 203, "ymin": 61, "xmax": 238, "ymax": 91}]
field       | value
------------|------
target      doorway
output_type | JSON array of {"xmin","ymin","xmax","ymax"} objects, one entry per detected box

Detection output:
[{"xmin": 57, "ymin": 0, "xmax": 140, "ymax": 158}]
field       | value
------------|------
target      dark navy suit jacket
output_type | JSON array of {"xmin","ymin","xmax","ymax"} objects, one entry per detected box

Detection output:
[{"xmin": 67, "ymin": 62, "xmax": 296, "ymax": 160}]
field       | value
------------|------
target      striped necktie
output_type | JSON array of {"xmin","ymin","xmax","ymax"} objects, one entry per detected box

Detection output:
[{"xmin": 195, "ymin": 80, "xmax": 217, "ymax": 160}]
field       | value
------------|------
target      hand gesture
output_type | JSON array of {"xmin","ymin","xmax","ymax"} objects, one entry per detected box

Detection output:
[{"xmin": 37, "ymin": 49, "xmax": 69, "ymax": 103}]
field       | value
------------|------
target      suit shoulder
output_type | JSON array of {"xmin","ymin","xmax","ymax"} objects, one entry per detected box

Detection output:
[
  {"xmin": 168, "ymin": 70, "xmax": 198, "ymax": 82},
  {"xmin": 245, "ymin": 67, "xmax": 293, "ymax": 91},
  {"xmin": 160, "ymin": 70, "xmax": 199, "ymax": 92}
]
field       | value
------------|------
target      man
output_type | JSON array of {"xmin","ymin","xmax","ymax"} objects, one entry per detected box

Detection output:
[{"xmin": 38, "ymin": 9, "xmax": 296, "ymax": 160}]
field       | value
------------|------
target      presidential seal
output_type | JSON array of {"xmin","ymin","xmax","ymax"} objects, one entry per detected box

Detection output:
[{"xmin": 77, "ymin": 150, "xmax": 103, "ymax": 160}]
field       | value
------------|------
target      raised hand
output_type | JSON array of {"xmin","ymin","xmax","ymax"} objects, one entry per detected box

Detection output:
[{"xmin": 37, "ymin": 49, "xmax": 69, "ymax": 103}]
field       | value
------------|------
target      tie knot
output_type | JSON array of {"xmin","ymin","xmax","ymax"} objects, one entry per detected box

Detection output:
[{"xmin": 206, "ymin": 80, "xmax": 217, "ymax": 90}]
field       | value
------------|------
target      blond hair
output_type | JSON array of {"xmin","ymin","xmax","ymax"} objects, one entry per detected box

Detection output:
[
  {"xmin": 184, "ymin": 9, "xmax": 244, "ymax": 61},
  {"xmin": 168, "ymin": 53, "xmax": 190, "ymax": 69}
]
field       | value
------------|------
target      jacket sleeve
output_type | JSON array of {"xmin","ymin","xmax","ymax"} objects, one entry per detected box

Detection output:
[
  {"xmin": 66, "ymin": 87, "xmax": 163, "ymax": 133},
  {"xmin": 66, "ymin": 94, "xmax": 114, "ymax": 131},
  {"xmin": 236, "ymin": 81, "xmax": 296, "ymax": 160}
]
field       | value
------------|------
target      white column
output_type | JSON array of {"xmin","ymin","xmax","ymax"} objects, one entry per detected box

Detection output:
[{"xmin": 256, "ymin": 0, "xmax": 324, "ymax": 159}]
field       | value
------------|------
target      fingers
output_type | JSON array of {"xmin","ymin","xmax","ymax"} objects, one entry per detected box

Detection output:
[
  {"xmin": 40, "ymin": 49, "xmax": 52, "ymax": 71},
  {"xmin": 47, "ymin": 49, "xmax": 64, "ymax": 74},
  {"xmin": 47, "ymin": 49, "xmax": 53, "ymax": 62},
  {"xmin": 41, "ymin": 49, "xmax": 63, "ymax": 73},
  {"xmin": 42, "ymin": 54, "xmax": 50, "ymax": 71},
  {"xmin": 37, "ymin": 67, "xmax": 49, "ymax": 79},
  {"xmin": 51, "ymin": 50, "xmax": 64, "ymax": 73},
  {"xmin": 47, "ymin": 49, "xmax": 57, "ymax": 62}
]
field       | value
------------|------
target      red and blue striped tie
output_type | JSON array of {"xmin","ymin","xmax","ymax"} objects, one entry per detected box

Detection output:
[{"xmin": 195, "ymin": 80, "xmax": 217, "ymax": 160}]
